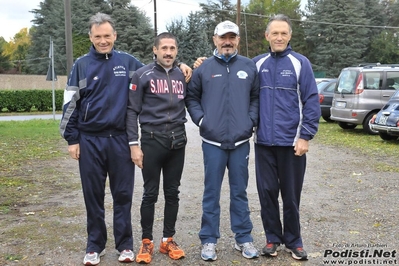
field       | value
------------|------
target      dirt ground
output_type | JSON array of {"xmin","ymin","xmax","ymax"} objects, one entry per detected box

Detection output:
[{"xmin": 1, "ymin": 118, "xmax": 398, "ymax": 266}]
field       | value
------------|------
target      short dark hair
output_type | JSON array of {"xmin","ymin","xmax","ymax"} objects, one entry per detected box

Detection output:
[
  {"xmin": 154, "ymin": 32, "xmax": 178, "ymax": 48},
  {"xmin": 88, "ymin": 12, "xmax": 116, "ymax": 34},
  {"xmin": 266, "ymin": 14, "xmax": 292, "ymax": 34}
]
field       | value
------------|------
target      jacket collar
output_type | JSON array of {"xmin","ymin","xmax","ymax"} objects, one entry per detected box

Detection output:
[
  {"xmin": 153, "ymin": 60, "xmax": 178, "ymax": 72},
  {"xmin": 269, "ymin": 43, "xmax": 292, "ymax": 57},
  {"xmin": 213, "ymin": 49, "xmax": 238, "ymax": 63},
  {"xmin": 90, "ymin": 45, "xmax": 114, "ymax": 60}
]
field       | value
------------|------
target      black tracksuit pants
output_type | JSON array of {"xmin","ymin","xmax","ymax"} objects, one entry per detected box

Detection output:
[{"xmin": 139, "ymin": 130, "xmax": 185, "ymax": 240}]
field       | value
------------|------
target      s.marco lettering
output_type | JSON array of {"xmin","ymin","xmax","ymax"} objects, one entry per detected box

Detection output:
[{"xmin": 150, "ymin": 79, "xmax": 184, "ymax": 94}]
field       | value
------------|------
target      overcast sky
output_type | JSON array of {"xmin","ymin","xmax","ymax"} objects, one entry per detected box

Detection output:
[{"xmin": 0, "ymin": 0, "xmax": 305, "ymax": 42}]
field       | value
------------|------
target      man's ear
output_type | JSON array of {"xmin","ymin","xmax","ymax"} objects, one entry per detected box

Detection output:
[{"xmin": 212, "ymin": 35, "xmax": 217, "ymax": 46}]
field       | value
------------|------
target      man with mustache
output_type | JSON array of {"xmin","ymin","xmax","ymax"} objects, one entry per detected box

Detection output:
[
  {"xmin": 185, "ymin": 21, "xmax": 260, "ymax": 261},
  {"xmin": 126, "ymin": 32, "xmax": 187, "ymax": 264}
]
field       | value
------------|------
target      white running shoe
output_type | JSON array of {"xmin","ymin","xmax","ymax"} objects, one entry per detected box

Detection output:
[
  {"xmin": 201, "ymin": 243, "xmax": 217, "ymax": 261},
  {"xmin": 83, "ymin": 250, "xmax": 104, "ymax": 265},
  {"xmin": 118, "ymin": 249, "xmax": 134, "ymax": 262}
]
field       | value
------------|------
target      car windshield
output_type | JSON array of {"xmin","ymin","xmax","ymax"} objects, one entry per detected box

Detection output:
[{"xmin": 336, "ymin": 70, "xmax": 358, "ymax": 94}]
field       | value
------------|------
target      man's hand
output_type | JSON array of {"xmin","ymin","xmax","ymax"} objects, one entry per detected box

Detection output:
[
  {"xmin": 193, "ymin": 57, "xmax": 207, "ymax": 69},
  {"xmin": 130, "ymin": 145, "xmax": 144, "ymax": 169},
  {"xmin": 294, "ymin": 138, "xmax": 309, "ymax": 156},
  {"xmin": 68, "ymin": 144, "xmax": 80, "ymax": 160},
  {"xmin": 179, "ymin": 63, "xmax": 192, "ymax": 83}
]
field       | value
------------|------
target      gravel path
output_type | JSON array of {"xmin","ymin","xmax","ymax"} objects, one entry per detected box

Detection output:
[{"xmin": 1, "ymin": 118, "xmax": 398, "ymax": 265}]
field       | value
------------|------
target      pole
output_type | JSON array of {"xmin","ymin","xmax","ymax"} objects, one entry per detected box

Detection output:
[
  {"xmin": 236, "ymin": 0, "xmax": 241, "ymax": 54},
  {"xmin": 64, "ymin": 0, "xmax": 73, "ymax": 75},
  {"xmin": 154, "ymin": 0, "xmax": 158, "ymax": 37},
  {"xmin": 51, "ymin": 37, "xmax": 56, "ymax": 120},
  {"xmin": 244, "ymin": 10, "xmax": 249, "ymax": 57}
]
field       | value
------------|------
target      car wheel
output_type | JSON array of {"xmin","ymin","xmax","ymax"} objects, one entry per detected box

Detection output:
[
  {"xmin": 379, "ymin": 132, "xmax": 398, "ymax": 141},
  {"xmin": 322, "ymin": 116, "xmax": 334, "ymax": 122},
  {"xmin": 362, "ymin": 112, "xmax": 378, "ymax": 135},
  {"xmin": 338, "ymin": 122, "xmax": 357, "ymax": 129}
]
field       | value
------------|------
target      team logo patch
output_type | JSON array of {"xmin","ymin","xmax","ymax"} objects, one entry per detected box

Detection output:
[
  {"xmin": 237, "ymin": 70, "xmax": 248, "ymax": 79},
  {"xmin": 130, "ymin": 83, "xmax": 137, "ymax": 91}
]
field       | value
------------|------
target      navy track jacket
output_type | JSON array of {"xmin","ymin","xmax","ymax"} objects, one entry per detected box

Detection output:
[
  {"xmin": 60, "ymin": 46, "xmax": 144, "ymax": 145},
  {"xmin": 253, "ymin": 45, "xmax": 320, "ymax": 146},
  {"xmin": 186, "ymin": 52, "xmax": 259, "ymax": 150}
]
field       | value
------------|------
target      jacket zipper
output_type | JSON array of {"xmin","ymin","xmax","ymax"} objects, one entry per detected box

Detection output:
[
  {"xmin": 226, "ymin": 63, "xmax": 230, "ymax": 145},
  {"xmin": 167, "ymin": 71, "xmax": 172, "ymax": 124},
  {"xmin": 272, "ymin": 56, "xmax": 277, "ymax": 145},
  {"xmin": 84, "ymin": 102, "xmax": 90, "ymax": 122}
]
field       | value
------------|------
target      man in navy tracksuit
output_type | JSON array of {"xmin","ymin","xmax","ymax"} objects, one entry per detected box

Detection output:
[
  {"xmin": 60, "ymin": 12, "xmax": 143, "ymax": 265},
  {"xmin": 59, "ymin": 13, "xmax": 191, "ymax": 265},
  {"xmin": 186, "ymin": 21, "xmax": 260, "ymax": 261},
  {"xmin": 253, "ymin": 14, "xmax": 320, "ymax": 261},
  {"xmin": 126, "ymin": 32, "xmax": 187, "ymax": 264}
]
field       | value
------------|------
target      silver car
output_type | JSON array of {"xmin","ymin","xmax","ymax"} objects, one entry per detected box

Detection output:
[{"xmin": 330, "ymin": 64, "xmax": 399, "ymax": 134}]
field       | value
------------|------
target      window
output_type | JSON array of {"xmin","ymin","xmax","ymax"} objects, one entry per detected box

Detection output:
[
  {"xmin": 336, "ymin": 70, "xmax": 357, "ymax": 93},
  {"xmin": 386, "ymin": 72, "xmax": 399, "ymax": 90},
  {"xmin": 363, "ymin": 72, "xmax": 382, "ymax": 90}
]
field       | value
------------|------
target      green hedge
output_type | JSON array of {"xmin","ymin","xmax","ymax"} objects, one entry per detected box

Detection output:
[{"xmin": 0, "ymin": 90, "xmax": 64, "ymax": 112}]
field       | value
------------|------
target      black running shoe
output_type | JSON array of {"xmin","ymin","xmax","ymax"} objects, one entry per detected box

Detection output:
[
  {"xmin": 288, "ymin": 247, "xmax": 308, "ymax": 260},
  {"xmin": 261, "ymin": 243, "xmax": 280, "ymax": 257}
]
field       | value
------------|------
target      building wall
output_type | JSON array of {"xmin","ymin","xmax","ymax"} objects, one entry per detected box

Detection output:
[{"xmin": 0, "ymin": 74, "xmax": 68, "ymax": 90}]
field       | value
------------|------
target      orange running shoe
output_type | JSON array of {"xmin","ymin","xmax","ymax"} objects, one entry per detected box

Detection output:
[
  {"xmin": 136, "ymin": 238, "xmax": 154, "ymax": 264},
  {"xmin": 159, "ymin": 237, "xmax": 185, "ymax": 260}
]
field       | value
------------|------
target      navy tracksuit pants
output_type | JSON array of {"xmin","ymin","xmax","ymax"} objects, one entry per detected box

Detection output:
[
  {"xmin": 79, "ymin": 133, "xmax": 135, "ymax": 253},
  {"xmin": 255, "ymin": 144, "xmax": 306, "ymax": 249}
]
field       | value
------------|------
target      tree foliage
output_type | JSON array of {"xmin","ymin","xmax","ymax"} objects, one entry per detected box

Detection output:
[
  {"xmin": 367, "ymin": 30, "xmax": 399, "ymax": 64},
  {"xmin": 199, "ymin": 0, "xmax": 237, "ymax": 43},
  {"xmin": 27, "ymin": 0, "xmax": 154, "ymax": 76},
  {"xmin": 304, "ymin": 0, "xmax": 370, "ymax": 77},
  {"xmin": 165, "ymin": 0, "xmax": 236, "ymax": 65},
  {"xmin": 2, "ymin": 28, "xmax": 31, "ymax": 73},
  {"xmin": 166, "ymin": 0, "xmax": 305, "ymax": 60},
  {"xmin": 0, "ymin": 37, "xmax": 11, "ymax": 73},
  {"xmin": 1, "ymin": 0, "xmax": 399, "ymax": 77},
  {"xmin": 110, "ymin": 0, "xmax": 154, "ymax": 63},
  {"xmin": 243, "ymin": 0, "xmax": 304, "ymax": 58},
  {"xmin": 166, "ymin": 12, "xmax": 212, "ymax": 65},
  {"xmin": 363, "ymin": 0, "xmax": 399, "ymax": 65}
]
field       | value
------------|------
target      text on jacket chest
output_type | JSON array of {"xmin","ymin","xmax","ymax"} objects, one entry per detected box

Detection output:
[{"xmin": 150, "ymin": 79, "xmax": 184, "ymax": 94}]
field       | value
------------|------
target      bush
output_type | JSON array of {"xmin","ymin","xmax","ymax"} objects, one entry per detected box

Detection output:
[{"xmin": 0, "ymin": 90, "xmax": 63, "ymax": 112}]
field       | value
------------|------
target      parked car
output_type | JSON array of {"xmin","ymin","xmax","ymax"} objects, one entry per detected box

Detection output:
[
  {"xmin": 369, "ymin": 90, "xmax": 399, "ymax": 140},
  {"xmin": 330, "ymin": 63, "xmax": 399, "ymax": 134},
  {"xmin": 316, "ymin": 78, "xmax": 337, "ymax": 122}
]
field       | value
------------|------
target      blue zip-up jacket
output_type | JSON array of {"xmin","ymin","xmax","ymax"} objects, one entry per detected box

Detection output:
[
  {"xmin": 59, "ymin": 45, "xmax": 144, "ymax": 145},
  {"xmin": 253, "ymin": 45, "xmax": 320, "ymax": 146},
  {"xmin": 186, "ymin": 50, "xmax": 259, "ymax": 150}
]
